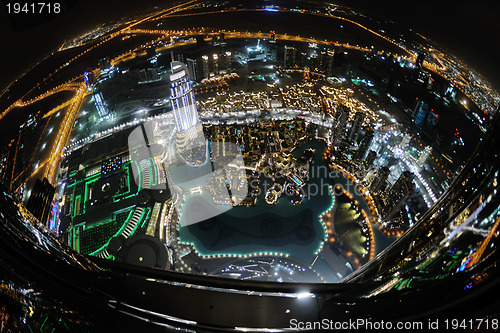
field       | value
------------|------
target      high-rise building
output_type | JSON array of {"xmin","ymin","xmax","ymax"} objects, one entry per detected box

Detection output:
[
  {"xmin": 315, "ymin": 52, "xmax": 324, "ymax": 73},
  {"xmin": 84, "ymin": 71, "xmax": 96, "ymax": 89},
  {"xmin": 148, "ymin": 68, "xmax": 158, "ymax": 81},
  {"xmin": 225, "ymin": 51, "xmax": 232, "ymax": 73},
  {"xmin": 296, "ymin": 51, "xmax": 308, "ymax": 69},
  {"xmin": 246, "ymin": 40, "xmax": 265, "ymax": 61},
  {"xmin": 326, "ymin": 49, "xmax": 334, "ymax": 76},
  {"xmin": 333, "ymin": 104, "xmax": 350, "ymax": 145},
  {"xmin": 202, "ymin": 55, "xmax": 210, "ymax": 79},
  {"xmin": 417, "ymin": 146, "xmax": 432, "ymax": 168},
  {"xmin": 138, "ymin": 68, "xmax": 159, "ymax": 84},
  {"xmin": 426, "ymin": 111, "xmax": 440, "ymax": 130},
  {"xmin": 170, "ymin": 61, "xmax": 206, "ymax": 166},
  {"xmin": 284, "ymin": 45, "xmax": 296, "ymax": 68},
  {"xmin": 93, "ymin": 89, "xmax": 108, "ymax": 117},
  {"xmin": 416, "ymin": 52, "xmax": 425, "ymax": 70},
  {"xmin": 270, "ymin": 30, "xmax": 276, "ymax": 43},
  {"xmin": 412, "ymin": 99, "xmax": 429, "ymax": 127},
  {"xmin": 356, "ymin": 130, "xmax": 374, "ymax": 160},
  {"xmin": 348, "ymin": 112, "xmax": 366, "ymax": 143},
  {"xmin": 186, "ymin": 58, "xmax": 197, "ymax": 82},
  {"xmin": 170, "ymin": 61, "xmax": 200, "ymax": 133},
  {"xmin": 26, "ymin": 177, "xmax": 55, "ymax": 225},
  {"xmin": 384, "ymin": 171, "xmax": 415, "ymax": 219},
  {"xmin": 415, "ymin": 107, "xmax": 428, "ymax": 127},
  {"xmin": 0, "ymin": 141, "xmax": 14, "ymax": 185},
  {"xmin": 212, "ymin": 34, "xmax": 219, "ymax": 45},
  {"xmin": 399, "ymin": 133, "xmax": 411, "ymax": 150},
  {"xmin": 98, "ymin": 57, "xmax": 111, "ymax": 71},
  {"xmin": 364, "ymin": 150, "xmax": 377, "ymax": 169},
  {"xmin": 370, "ymin": 166, "xmax": 390, "ymax": 193},
  {"xmin": 176, "ymin": 53, "xmax": 186, "ymax": 64},
  {"xmin": 213, "ymin": 54, "xmax": 219, "ymax": 75}
]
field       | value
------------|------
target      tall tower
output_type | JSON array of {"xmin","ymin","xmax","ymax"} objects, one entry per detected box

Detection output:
[
  {"xmin": 333, "ymin": 105, "xmax": 350, "ymax": 145},
  {"xmin": 348, "ymin": 112, "xmax": 366, "ymax": 143},
  {"xmin": 413, "ymin": 99, "xmax": 429, "ymax": 127},
  {"xmin": 170, "ymin": 61, "xmax": 200, "ymax": 132},
  {"xmin": 364, "ymin": 150, "xmax": 377, "ymax": 169},
  {"xmin": 170, "ymin": 61, "xmax": 206, "ymax": 166},
  {"xmin": 399, "ymin": 134, "xmax": 411, "ymax": 151},
  {"xmin": 93, "ymin": 89, "xmax": 108, "ymax": 117},
  {"xmin": 284, "ymin": 45, "xmax": 296, "ymax": 68},
  {"xmin": 384, "ymin": 171, "xmax": 415, "ymax": 219},
  {"xmin": 417, "ymin": 146, "xmax": 432, "ymax": 168},
  {"xmin": 270, "ymin": 30, "xmax": 276, "ymax": 43},
  {"xmin": 186, "ymin": 58, "xmax": 197, "ymax": 82},
  {"xmin": 326, "ymin": 48, "xmax": 334, "ymax": 76},
  {"xmin": 370, "ymin": 166, "xmax": 390, "ymax": 193},
  {"xmin": 26, "ymin": 177, "xmax": 55, "ymax": 226},
  {"xmin": 225, "ymin": 51, "xmax": 232, "ymax": 73},
  {"xmin": 356, "ymin": 130, "xmax": 374, "ymax": 160},
  {"xmin": 202, "ymin": 55, "xmax": 210, "ymax": 79},
  {"xmin": 213, "ymin": 54, "xmax": 219, "ymax": 75}
]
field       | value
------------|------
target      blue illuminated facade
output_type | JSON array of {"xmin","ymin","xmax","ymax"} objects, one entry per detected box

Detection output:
[{"xmin": 170, "ymin": 61, "xmax": 200, "ymax": 133}]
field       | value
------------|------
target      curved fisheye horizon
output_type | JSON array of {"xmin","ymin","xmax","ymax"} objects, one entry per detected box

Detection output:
[
  {"xmin": 1, "ymin": 0, "xmax": 500, "ymax": 92},
  {"xmin": 1, "ymin": 0, "xmax": 500, "ymax": 331}
]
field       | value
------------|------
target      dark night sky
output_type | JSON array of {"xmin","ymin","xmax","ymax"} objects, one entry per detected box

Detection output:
[
  {"xmin": 1, "ymin": 0, "xmax": 499, "ymax": 91},
  {"xmin": 336, "ymin": 1, "xmax": 500, "ymax": 90}
]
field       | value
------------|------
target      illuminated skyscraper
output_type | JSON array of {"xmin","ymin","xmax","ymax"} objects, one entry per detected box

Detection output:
[
  {"xmin": 364, "ymin": 150, "xmax": 377, "ymax": 169},
  {"xmin": 356, "ymin": 130, "xmax": 374, "ymax": 160},
  {"xmin": 202, "ymin": 55, "xmax": 209, "ymax": 79},
  {"xmin": 93, "ymin": 89, "xmax": 108, "ymax": 117},
  {"xmin": 384, "ymin": 171, "xmax": 415, "ymax": 219},
  {"xmin": 224, "ymin": 51, "xmax": 232, "ymax": 73},
  {"xmin": 186, "ymin": 58, "xmax": 197, "ymax": 82},
  {"xmin": 333, "ymin": 105, "xmax": 350, "ymax": 145},
  {"xmin": 98, "ymin": 57, "xmax": 111, "ymax": 71},
  {"xmin": 412, "ymin": 99, "xmax": 429, "ymax": 127},
  {"xmin": 169, "ymin": 61, "xmax": 206, "ymax": 166},
  {"xmin": 326, "ymin": 49, "xmax": 334, "ymax": 76},
  {"xmin": 399, "ymin": 133, "xmax": 411, "ymax": 149},
  {"xmin": 170, "ymin": 61, "xmax": 200, "ymax": 132},
  {"xmin": 26, "ymin": 177, "xmax": 55, "ymax": 225},
  {"xmin": 284, "ymin": 45, "xmax": 296, "ymax": 68},
  {"xmin": 417, "ymin": 146, "xmax": 432, "ymax": 168},
  {"xmin": 348, "ymin": 112, "xmax": 366, "ymax": 143},
  {"xmin": 84, "ymin": 71, "xmax": 96, "ymax": 90},
  {"xmin": 213, "ymin": 54, "xmax": 219, "ymax": 75},
  {"xmin": 371, "ymin": 166, "xmax": 390, "ymax": 193}
]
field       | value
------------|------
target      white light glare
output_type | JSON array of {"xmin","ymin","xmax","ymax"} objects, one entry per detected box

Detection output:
[{"xmin": 296, "ymin": 292, "xmax": 314, "ymax": 299}]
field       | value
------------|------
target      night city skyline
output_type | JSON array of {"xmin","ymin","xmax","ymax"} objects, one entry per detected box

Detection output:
[
  {"xmin": 0, "ymin": 1, "xmax": 499, "ymax": 331},
  {"xmin": 1, "ymin": 0, "xmax": 500, "ymax": 91}
]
